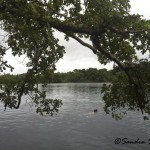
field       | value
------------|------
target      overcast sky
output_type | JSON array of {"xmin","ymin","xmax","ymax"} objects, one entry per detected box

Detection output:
[{"xmin": 2, "ymin": 0, "xmax": 150, "ymax": 74}]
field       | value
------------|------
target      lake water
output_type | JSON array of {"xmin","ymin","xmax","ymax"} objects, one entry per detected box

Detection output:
[{"xmin": 0, "ymin": 83, "xmax": 150, "ymax": 150}]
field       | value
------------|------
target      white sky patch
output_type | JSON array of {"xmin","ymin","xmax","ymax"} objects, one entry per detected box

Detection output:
[
  {"xmin": 3, "ymin": 50, "xmax": 28, "ymax": 74},
  {"xmin": 130, "ymin": 0, "xmax": 150, "ymax": 19},
  {"xmin": 55, "ymin": 33, "xmax": 113, "ymax": 72}
]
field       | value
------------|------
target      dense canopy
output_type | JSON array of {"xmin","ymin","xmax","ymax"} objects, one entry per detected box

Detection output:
[{"xmin": 0, "ymin": 0, "xmax": 150, "ymax": 119}]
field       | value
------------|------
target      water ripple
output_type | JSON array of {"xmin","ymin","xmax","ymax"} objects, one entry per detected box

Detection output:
[{"xmin": 0, "ymin": 83, "xmax": 150, "ymax": 150}]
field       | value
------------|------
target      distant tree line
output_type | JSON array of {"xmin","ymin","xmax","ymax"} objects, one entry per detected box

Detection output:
[
  {"xmin": 39, "ymin": 68, "xmax": 115, "ymax": 83},
  {"xmin": 0, "ymin": 68, "xmax": 116, "ymax": 85},
  {"xmin": 1, "ymin": 60, "xmax": 150, "ymax": 86}
]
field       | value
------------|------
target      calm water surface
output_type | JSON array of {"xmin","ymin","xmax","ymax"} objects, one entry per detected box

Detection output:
[{"xmin": 0, "ymin": 83, "xmax": 150, "ymax": 150}]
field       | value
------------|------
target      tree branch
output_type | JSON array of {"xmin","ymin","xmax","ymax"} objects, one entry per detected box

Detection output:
[
  {"xmin": 108, "ymin": 26, "xmax": 146, "ymax": 36},
  {"xmin": 0, "ymin": 3, "xmax": 106, "ymax": 36},
  {"xmin": 67, "ymin": 33, "xmax": 98, "ymax": 54},
  {"xmin": 69, "ymin": 34, "xmax": 130, "ymax": 72},
  {"xmin": 49, "ymin": 19, "xmax": 106, "ymax": 35}
]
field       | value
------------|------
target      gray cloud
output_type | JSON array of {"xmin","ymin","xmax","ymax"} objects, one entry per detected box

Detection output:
[
  {"xmin": 130, "ymin": 0, "xmax": 150, "ymax": 19},
  {"xmin": 56, "ymin": 35, "xmax": 113, "ymax": 72}
]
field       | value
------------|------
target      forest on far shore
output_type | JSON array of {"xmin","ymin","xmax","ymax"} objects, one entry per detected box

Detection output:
[
  {"xmin": 0, "ymin": 67, "xmax": 119, "ymax": 85},
  {"xmin": 0, "ymin": 60, "xmax": 149, "ymax": 85}
]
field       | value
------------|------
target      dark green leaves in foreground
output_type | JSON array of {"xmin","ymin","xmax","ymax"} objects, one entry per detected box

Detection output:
[
  {"xmin": 102, "ymin": 60, "xmax": 150, "ymax": 120},
  {"xmin": 32, "ymin": 90, "xmax": 62, "ymax": 116},
  {"xmin": 0, "ymin": 73, "xmax": 62, "ymax": 115}
]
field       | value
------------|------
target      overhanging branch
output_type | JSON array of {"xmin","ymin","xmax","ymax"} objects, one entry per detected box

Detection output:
[
  {"xmin": 68, "ymin": 33, "xmax": 129, "ymax": 72},
  {"xmin": 67, "ymin": 33, "xmax": 98, "ymax": 53},
  {"xmin": 108, "ymin": 26, "xmax": 146, "ymax": 36},
  {"xmin": 50, "ymin": 19, "xmax": 106, "ymax": 35}
]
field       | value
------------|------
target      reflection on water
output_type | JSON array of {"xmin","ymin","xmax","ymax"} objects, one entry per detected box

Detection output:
[{"xmin": 0, "ymin": 83, "xmax": 150, "ymax": 150}]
